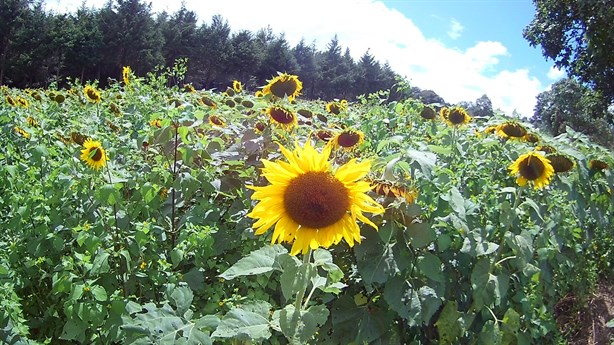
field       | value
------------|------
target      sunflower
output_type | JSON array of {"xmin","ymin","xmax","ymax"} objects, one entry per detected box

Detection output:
[
  {"xmin": 150, "ymin": 119, "xmax": 162, "ymax": 128},
  {"xmin": 84, "ymin": 85, "xmax": 101, "ymax": 103},
  {"xmin": 370, "ymin": 180, "xmax": 417, "ymax": 204},
  {"xmin": 298, "ymin": 109, "xmax": 313, "ymax": 118},
  {"xmin": 496, "ymin": 121, "xmax": 528, "ymax": 139},
  {"xmin": 508, "ymin": 152, "xmax": 554, "ymax": 189},
  {"xmin": 110, "ymin": 102, "xmax": 121, "ymax": 116},
  {"xmin": 247, "ymin": 140, "xmax": 384, "ymax": 255},
  {"xmin": 233, "ymin": 80, "xmax": 243, "ymax": 93},
  {"xmin": 536, "ymin": 145, "xmax": 556, "ymax": 154},
  {"xmin": 26, "ymin": 116, "xmax": 39, "ymax": 127},
  {"xmin": 80, "ymin": 139, "xmax": 108, "ymax": 170},
  {"xmin": 183, "ymin": 84, "xmax": 196, "ymax": 93},
  {"xmin": 122, "ymin": 66, "xmax": 131, "ymax": 85},
  {"xmin": 547, "ymin": 154, "xmax": 575, "ymax": 173},
  {"xmin": 6, "ymin": 95, "xmax": 16, "ymax": 106},
  {"xmin": 200, "ymin": 96, "xmax": 217, "ymax": 109},
  {"xmin": 16, "ymin": 97, "xmax": 29, "ymax": 108},
  {"xmin": 254, "ymin": 121, "xmax": 266, "ymax": 133},
  {"xmin": 70, "ymin": 131, "xmax": 89, "ymax": 145},
  {"xmin": 331, "ymin": 129, "xmax": 365, "ymax": 150},
  {"xmin": 523, "ymin": 133, "xmax": 540, "ymax": 143},
  {"xmin": 255, "ymin": 90, "xmax": 264, "ymax": 98},
  {"xmin": 589, "ymin": 159, "xmax": 609, "ymax": 171},
  {"xmin": 14, "ymin": 126, "xmax": 30, "ymax": 139},
  {"xmin": 441, "ymin": 106, "xmax": 471, "ymax": 126},
  {"xmin": 420, "ymin": 106, "xmax": 437, "ymax": 120},
  {"xmin": 262, "ymin": 73, "xmax": 303, "ymax": 101},
  {"xmin": 54, "ymin": 94, "xmax": 66, "ymax": 104},
  {"xmin": 208, "ymin": 115, "xmax": 226, "ymax": 127},
  {"xmin": 266, "ymin": 105, "xmax": 297, "ymax": 130},
  {"xmin": 325, "ymin": 101, "xmax": 343, "ymax": 115},
  {"xmin": 483, "ymin": 125, "xmax": 498, "ymax": 134},
  {"xmin": 316, "ymin": 129, "xmax": 333, "ymax": 142}
]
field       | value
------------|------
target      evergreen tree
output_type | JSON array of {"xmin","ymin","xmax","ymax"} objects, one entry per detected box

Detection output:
[{"xmin": 292, "ymin": 39, "xmax": 319, "ymax": 99}]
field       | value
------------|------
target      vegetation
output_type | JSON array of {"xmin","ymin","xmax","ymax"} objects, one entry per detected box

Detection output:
[{"xmin": 1, "ymin": 61, "xmax": 613, "ymax": 344}]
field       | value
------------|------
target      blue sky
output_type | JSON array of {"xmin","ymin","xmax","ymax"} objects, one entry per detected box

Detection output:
[{"xmin": 45, "ymin": 0, "xmax": 565, "ymax": 118}]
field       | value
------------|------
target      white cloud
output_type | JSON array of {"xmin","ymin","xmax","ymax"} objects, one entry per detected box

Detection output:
[
  {"xmin": 44, "ymin": 0, "xmax": 546, "ymax": 118},
  {"xmin": 547, "ymin": 65, "xmax": 565, "ymax": 80},
  {"xmin": 447, "ymin": 19, "xmax": 464, "ymax": 40}
]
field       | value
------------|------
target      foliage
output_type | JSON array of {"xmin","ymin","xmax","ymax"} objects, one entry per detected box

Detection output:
[
  {"xmin": 532, "ymin": 78, "xmax": 614, "ymax": 149},
  {"xmin": 524, "ymin": 0, "xmax": 614, "ymax": 110},
  {"xmin": 0, "ymin": 61, "xmax": 613, "ymax": 344}
]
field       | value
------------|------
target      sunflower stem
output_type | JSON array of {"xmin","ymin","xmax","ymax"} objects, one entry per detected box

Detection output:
[{"xmin": 293, "ymin": 249, "xmax": 312, "ymax": 313}]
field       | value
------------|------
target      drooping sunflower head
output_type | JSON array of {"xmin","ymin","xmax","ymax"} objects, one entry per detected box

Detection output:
[
  {"xmin": 266, "ymin": 105, "xmax": 297, "ymax": 130},
  {"xmin": 298, "ymin": 109, "xmax": 313, "ymax": 118},
  {"xmin": 331, "ymin": 129, "xmax": 365, "ymax": 151},
  {"xmin": 70, "ymin": 131, "xmax": 89, "ymax": 145},
  {"xmin": 547, "ymin": 154, "xmax": 575, "ymax": 173},
  {"xmin": 247, "ymin": 140, "xmax": 384, "ymax": 255},
  {"xmin": 262, "ymin": 73, "xmax": 303, "ymax": 101},
  {"xmin": 16, "ymin": 97, "xmax": 29, "ymax": 108},
  {"xmin": 523, "ymin": 132, "xmax": 540, "ymax": 143},
  {"xmin": 208, "ymin": 115, "xmax": 226, "ymax": 127},
  {"xmin": 316, "ymin": 129, "xmax": 333, "ymax": 142},
  {"xmin": 589, "ymin": 159, "xmax": 609, "ymax": 171},
  {"xmin": 370, "ymin": 179, "xmax": 418, "ymax": 204},
  {"xmin": 84, "ymin": 85, "xmax": 101, "ymax": 103},
  {"xmin": 232, "ymin": 80, "xmax": 243, "ymax": 93},
  {"xmin": 441, "ymin": 106, "xmax": 471, "ymax": 126},
  {"xmin": 6, "ymin": 95, "xmax": 16, "ymax": 106},
  {"xmin": 420, "ymin": 106, "xmax": 437, "ymax": 120},
  {"xmin": 200, "ymin": 96, "xmax": 217, "ymax": 109},
  {"xmin": 496, "ymin": 121, "xmax": 528, "ymax": 139},
  {"xmin": 122, "ymin": 66, "xmax": 132, "ymax": 85},
  {"xmin": 80, "ymin": 139, "xmax": 108, "ymax": 170},
  {"xmin": 183, "ymin": 84, "xmax": 196, "ymax": 93},
  {"xmin": 14, "ymin": 126, "xmax": 30, "ymax": 139},
  {"xmin": 26, "ymin": 116, "xmax": 39, "ymax": 127},
  {"xmin": 508, "ymin": 151, "xmax": 554, "ymax": 189}
]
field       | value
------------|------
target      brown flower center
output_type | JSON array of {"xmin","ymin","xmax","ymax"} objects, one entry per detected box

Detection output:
[
  {"xmin": 91, "ymin": 148, "xmax": 103, "ymax": 162},
  {"xmin": 87, "ymin": 89, "xmax": 98, "ymax": 100},
  {"xmin": 502, "ymin": 123, "xmax": 527, "ymax": 137},
  {"xmin": 269, "ymin": 107, "xmax": 295, "ymax": 124},
  {"xmin": 548, "ymin": 155, "xmax": 573, "ymax": 173},
  {"xmin": 284, "ymin": 172, "xmax": 349, "ymax": 228},
  {"xmin": 209, "ymin": 115, "xmax": 224, "ymax": 126},
  {"xmin": 270, "ymin": 79, "xmax": 298, "ymax": 98},
  {"xmin": 421, "ymin": 107, "xmax": 436, "ymax": 119},
  {"xmin": 448, "ymin": 109, "xmax": 466, "ymax": 124},
  {"xmin": 317, "ymin": 130, "xmax": 333, "ymax": 141},
  {"xmin": 337, "ymin": 131, "xmax": 361, "ymax": 147},
  {"xmin": 519, "ymin": 155, "xmax": 544, "ymax": 180}
]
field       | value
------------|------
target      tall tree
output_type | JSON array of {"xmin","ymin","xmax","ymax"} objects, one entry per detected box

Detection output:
[
  {"xmin": 524, "ymin": 0, "xmax": 614, "ymax": 103},
  {"xmin": 292, "ymin": 39, "xmax": 318, "ymax": 98},
  {"xmin": 255, "ymin": 33, "xmax": 298, "ymax": 84},
  {"xmin": 192, "ymin": 15, "xmax": 231, "ymax": 88},
  {"xmin": 0, "ymin": 0, "xmax": 32, "ymax": 85},
  {"xmin": 160, "ymin": 5, "xmax": 198, "ymax": 68},
  {"xmin": 227, "ymin": 30, "xmax": 260, "ymax": 88}
]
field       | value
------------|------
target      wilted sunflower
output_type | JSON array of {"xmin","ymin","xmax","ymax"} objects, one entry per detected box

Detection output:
[
  {"xmin": 122, "ymin": 66, "xmax": 131, "ymax": 85},
  {"xmin": 266, "ymin": 105, "xmax": 297, "ymax": 130},
  {"xmin": 200, "ymin": 96, "xmax": 217, "ymax": 109},
  {"xmin": 547, "ymin": 154, "xmax": 575, "ymax": 173},
  {"xmin": 496, "ymin": 121, "xmax": 527, "ymax": 139},
  {"xmin": 233, "ymin": 80, "xmax": 243, "ymax": 93},
  {"xmin": 208, "ymin": 115, "xmax": 226, "ymax": 127},
  {"xmin": 508, "ymin": 152, "xmax": 554, "ymax": 189},
  {"xmin": 247, "ymin": 140, "xmax": 385, "ymax": 255},
  {"xmin": 441, "ymin": 106, "xmax": 471, "ymax": 126},
  {"xmin": 262, "ymin": 73, "xmax": 303, "ymax": 101},
  {"xmin": 317, "ymin": 129, "xmax": 333, "ymax": 142},
  {"xmin": 80, "ymin": 139, "xmax": 108, "ymax": 170},
  {"xmin": 589, "ymin": 159, "xmax": 609, "ymax": 171},
  {"xmin": 370, "ymin": 180, "xmax": 418, "ymax": 204},
  {"xmin": 523, "ymin": 133, "xmax": 540, "ymax": 143},
  {"xmin": 298, "ymin": 109, "xmax": 313, "ymax": 118},
  {"xmin": 70, "ymin": 131, "xmax": 89, "ymax": 145},
  {"xmin": 420, "ymin": 106, "xmax": 437, "ymax": 120},
  {"xmin": 109, "ymin": 102, "xmax": 121, "ymax": 116},
  {"xmin": 84, "ymin": 85, "xmax": 101, "ymax": 103},
  {"xmin": 331, "ymin": 129, "xmax": 365, "ymax": 150}
]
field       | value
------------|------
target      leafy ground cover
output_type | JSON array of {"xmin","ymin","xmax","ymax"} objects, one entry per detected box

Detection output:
[{"xmin": 1, "ymin": 64, "xmax": 613, "ymax": 344}]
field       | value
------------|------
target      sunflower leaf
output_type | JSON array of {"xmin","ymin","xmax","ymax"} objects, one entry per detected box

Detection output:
[
  {"xmin": 219, "ymin": 245, "xmax": 287, "ymax": 280},
  {"xmin": 406, "ymin": 148, "xmax": 437, "ymax": 178}
]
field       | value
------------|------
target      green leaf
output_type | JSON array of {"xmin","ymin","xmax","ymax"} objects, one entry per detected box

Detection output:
[
  {"xmin": 441, "ymin": 187, "xmax": 466, "ymax": 219},
  {"xmin": 406, "ymin": 222, "xmax": 436, "ymax": 248},
  {"xmin": 170, "ymin": 286, "xmax": 194, "ymax": 316},
  {"xmin": 220, "ymin": 244, "xmax": 287, "ymax": 280},
  {"xmin": 96, "ymin": 184, "xmax": 122, "ymax": 206},
  {"xmin": 272, "ymin": 304, "xmax": 329, "ymax": 343},
  {"xmin": 471, "ymin": 257, "xmax": 495, "ymax": 309},
  {"xmin": 211, "ymin": 301, "xmax": 272, "ymax": 341},
  {"xmin": 502, "ymin": 307, "xmax": 520, "ymax": 334},
  {"xmin": 90, "ymin": 285, "xmax": 107, "ymax": 302},
  {"xmin": 435, "ymin": 301, "xmax": 462, "ymax": 345},
  {"xmin": 606, "ymin": 318, "xmax": 614, "ymax": 328},
  {"xmin": 521, "ymin": 197, "xmax": 544, "ymax": 221},
  {"xmin": 171, "ymin": 248, "xmax": 184, "ymax": 267},
  {"xmin": 418, "ymin": 253, "xmax": 444, "ymax": 282},
  {"xmin": 280, "ymin": 262, "xmax": 314, "ymax": 301},
  {"xmin": 406, "ymin": 148, "xmax": 437, "ymax": 178},
  {"xmin": 383, "ymin": 276, "xmax": 421, "ymax": 322},
  {"xmin": 90, "ymin": 251, "xmax": 110, "ymax": 275}
]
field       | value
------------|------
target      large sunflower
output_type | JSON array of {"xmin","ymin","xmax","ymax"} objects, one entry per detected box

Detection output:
[
  {"xmin": 84, "ymin": 85, "xmax": 101, "ymax": 103},
  {"xmin": 266, "ymin": 105, "xmax": 298, "ymax": 130},
  {"xmin": 247, "ymin": 140, "xmax": 384, "ymax": 255},
  {"xmin": 496, "ymin": 121, "xmax": 527, "ymax": 139},
  {"xmin": 508, "ymin": 152, "xmax": 554, "ymax": 189},
  {"xmin": 441, "ymin": 106, "xmax": 471, "ymax": 126},
  {"xmin": 80, "ymin": 139, "xmax": 108, "ymax": 170},
  {"xmin": 262, "ymin": 73, "xmax": 303, "ymax": 101}
]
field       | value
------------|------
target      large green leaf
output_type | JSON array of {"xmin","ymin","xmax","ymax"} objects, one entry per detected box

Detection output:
[
  {"xmin": 383, "ymin": 276, "xmax": 421, "ymax": 322},
  {"xmin": 211, "ymin": 301, "xmax": 272, "ymax": 342},
  {"xmin": 219, "ymin": 245, "xmax": 287, "ymax": 280},
  {"xmin": 435, "ymin": 301, "xmax": 462, "ymax": 345}
]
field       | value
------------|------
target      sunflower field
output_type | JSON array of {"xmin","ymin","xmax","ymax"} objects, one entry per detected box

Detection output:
[{"xmin": 1, "ymin": 63, "xmax": 613, "ymax": 345}]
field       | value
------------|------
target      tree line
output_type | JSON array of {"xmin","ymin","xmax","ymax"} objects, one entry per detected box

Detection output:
[{"xmin": 0, "ymin": 0, "xmax": 403, "ymax": 101}]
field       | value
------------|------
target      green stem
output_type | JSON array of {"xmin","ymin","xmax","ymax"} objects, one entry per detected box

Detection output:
[{"xmin": 294, "ymin": 250, "xmax": 312, "ymax": 312}]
